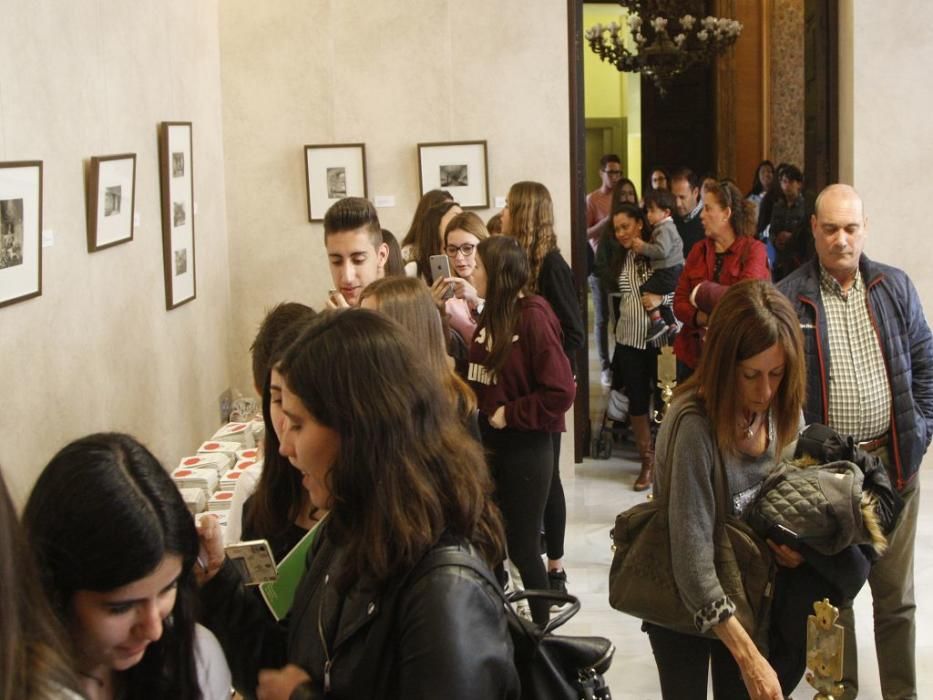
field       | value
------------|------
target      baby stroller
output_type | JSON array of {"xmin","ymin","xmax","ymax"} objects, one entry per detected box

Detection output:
[{"xmin": 591, "ymin": 388, "xmax": 630, "ymax": 459}]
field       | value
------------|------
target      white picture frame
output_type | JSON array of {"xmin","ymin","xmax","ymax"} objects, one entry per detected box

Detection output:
[
  {"xmin": 0, "ymin": 161, "xmax": 42, "ymax": 309},
  {"xmin": 86, "ymin": 153, "xmax": 136, "ymax": 252},
  {"xmin": 417, "ymin": 140, "xmax": 489, "ymax": 209},
  {"xmin": 304, "ymin": 143, "xmax": 368, "ymax": 222},
  {"xmin": 158, "ymin": 122, "xmax": 196, "ymax": 310}
]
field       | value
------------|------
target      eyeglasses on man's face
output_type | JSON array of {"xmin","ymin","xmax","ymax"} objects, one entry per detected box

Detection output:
[
  {"xmin": 446, "ymin": 243, "xmax": 476, "ymax": 257},
  {"xmin": 603, "ymin": 168, "xmax": 623, "ymax": 177}
]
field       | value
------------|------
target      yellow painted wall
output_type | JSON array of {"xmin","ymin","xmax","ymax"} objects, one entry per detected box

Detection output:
[{"xmin": 582, "ymin": 5, "xmax": 641, "ymax": 187}]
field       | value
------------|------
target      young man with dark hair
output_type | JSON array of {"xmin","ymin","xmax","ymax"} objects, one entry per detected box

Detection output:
[
  {"xmin": 769, "ymin": 164, "xmax": 812, "ymax": 282},
  {"xmin": 586, "ymin": 153, "xmax": 623, "ymax": 386},
  {"xmin": 323, "ymin": 197, "xmax": 388, "ymax": 307},
  {"xmin": 669, "ymin": 167, "xmax": 704, "ymax": 257}
]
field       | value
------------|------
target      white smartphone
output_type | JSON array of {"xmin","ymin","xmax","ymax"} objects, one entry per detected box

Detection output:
[
  {"xmin": 224, "ymin": 539, "xmax": 277, "ymax": 585},
  {"xmin": 429, "ymin": 254, "xmax": 454, "ymax": 299}
]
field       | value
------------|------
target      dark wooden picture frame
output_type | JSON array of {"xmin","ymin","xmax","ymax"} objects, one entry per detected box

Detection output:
[
  {"xmin": 86, "ymin": 153, "xmax": 136, "ymax": 252},
  {"xmin": 158, "ymin": 122, "xmax": 196, "ymax": 310},
  {"xmin": 304, "ymin": 143, "xmax": 368, "ymax": 222},
  {"xmin": 417, "ymin": 140, "xmax": 489, "ymax": 209},
  {"xmin": 0, "ymin": 161, "xmax": 43, "ymax": 309}
]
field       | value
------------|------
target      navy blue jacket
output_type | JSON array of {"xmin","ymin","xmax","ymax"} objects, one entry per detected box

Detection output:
[{"xmin": 777, "ymin": 256, "xmax": 933, "ymax": 490}]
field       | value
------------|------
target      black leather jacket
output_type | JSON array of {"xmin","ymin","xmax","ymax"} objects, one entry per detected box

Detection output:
[{"xmin": 201, "ymin": 523, "xmax": 519, "ymax": 699}]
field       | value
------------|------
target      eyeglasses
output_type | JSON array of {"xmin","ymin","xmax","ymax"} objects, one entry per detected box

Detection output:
[
  {"xmin": 446, "ymin": 243, "xmax": 476, "ymax": 256},
  {"xmin": 604, "ymin": 169, "xmax": 623, "ymax": 177}
]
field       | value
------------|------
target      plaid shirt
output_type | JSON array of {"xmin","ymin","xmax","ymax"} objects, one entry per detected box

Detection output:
[{"xmin": 820, "ymin": 265, "xmax": 892, "ymax": 441}]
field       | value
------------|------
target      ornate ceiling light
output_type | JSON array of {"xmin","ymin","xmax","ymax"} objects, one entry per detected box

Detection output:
[{"xmin": 585, "ymin": 1, "xmax": 743, "ymax": 94}]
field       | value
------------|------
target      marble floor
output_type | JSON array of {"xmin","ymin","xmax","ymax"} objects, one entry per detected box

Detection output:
[{"xmin": 559, "ymin": 330, "xmax": 933, "ymax": 698}]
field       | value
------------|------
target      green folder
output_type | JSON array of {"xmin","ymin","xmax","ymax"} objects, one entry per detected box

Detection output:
[{"xmin": 259, "ymin": 516, "xmax": 325, "ymax": 621}]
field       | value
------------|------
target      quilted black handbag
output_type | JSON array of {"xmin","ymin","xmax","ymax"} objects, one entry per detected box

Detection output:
[{"xmin": 608, "ymin": 403, "xmax": 775, "ymax": 649}]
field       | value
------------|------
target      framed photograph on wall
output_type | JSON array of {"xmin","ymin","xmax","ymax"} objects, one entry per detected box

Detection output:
[
  {"xmin": 158, "ymin": 122, "xmax": 196, "ymax": 310},
  {"xmin": 304, "ymin": 143, "xmax": 367, "ymax": 222},
  {"xmin": 0, "ymin": 161, "xmax": 42, "ymax": 309},
  {"xmin": 86, "ymin": 153, "xmax": 136, "ymax": 252},
  {"xmin": 417, "ymin": 140, "xmax": 489, "ymax": 209}
]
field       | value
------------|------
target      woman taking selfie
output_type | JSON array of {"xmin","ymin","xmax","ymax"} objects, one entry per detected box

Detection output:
[
  {"xmin": 430, "ymin": 210, "xmax": 489, "ymax": 345},
  {"xmin": 648, "ymin": 279, "xmax": 805, "ymax": 700},
  {"xmin": 23, "ymin": 433, "xmax": 231, "ymax": 700},
  {"xmin": 198, "ymin": 310, "xmax": 518, "ymax": 699},
  {"xmin": 464, "ymin": 235, "xmax": 575, "ymax": 624}
]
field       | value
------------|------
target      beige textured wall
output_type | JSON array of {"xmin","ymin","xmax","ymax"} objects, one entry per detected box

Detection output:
[
  {"xmin": 219, "ymin": 0, "xmax": 571, "ymax": 392},
  {"xmin": 842, "ymin": 1, "xmax": 933, "ymax": 304},
  {"xmin": 0, "ymin": 0, "xmax": 233, "ymax": 502},
  {"xmin": 769, "ymin": 0, "xmax": 805, "ymax": 168}
]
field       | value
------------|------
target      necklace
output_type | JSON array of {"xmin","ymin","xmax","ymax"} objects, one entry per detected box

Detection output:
[{"xmin": 740, "ymin": 411, "xmax": 759, "ymax": 439}]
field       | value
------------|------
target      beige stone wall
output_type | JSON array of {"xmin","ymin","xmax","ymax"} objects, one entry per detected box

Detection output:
[
  {"xmin": 0, "ymin": 0, "xmax": 233, "ymax": 501},
  {"xmin": 769, "ymin": 0, "xmax": 805, "ymax": 168},
  {"xmin": 218, "ymin": 0, "xmax": 572, "ymax": 395}
]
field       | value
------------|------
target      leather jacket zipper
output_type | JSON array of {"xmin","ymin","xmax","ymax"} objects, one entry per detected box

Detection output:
[{"xmin": 317, "ymin": 573, "xmax": 338, "ymax": 694}]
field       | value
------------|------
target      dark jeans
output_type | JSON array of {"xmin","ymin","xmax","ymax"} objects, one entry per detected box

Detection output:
[
  {"xmin": 480, "ymin": 419, "xmax": 553, "ymax": 624},
  {"xmin": 543, "ymin": 433, "xmax": 565, "ymax": 561},
  {"xmin": 645, "ymin": 623, "xmax": 749, "ymax": 699},
  {"xmin": 640, "ymin": 265, "xmax": 682, "ymax": 327},
  {"xmin": 610, "ymin": 344, "xmax": 658, "ymax": 416}
]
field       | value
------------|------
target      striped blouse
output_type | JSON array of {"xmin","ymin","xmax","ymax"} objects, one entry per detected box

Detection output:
[{"xmin": 612, "ymin": 252, "xmax": 673, "ymax": 351}]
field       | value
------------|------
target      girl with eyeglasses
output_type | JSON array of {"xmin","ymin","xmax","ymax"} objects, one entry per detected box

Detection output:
[{"xmin": 430, "ymin": 211, "xmax": 489, "ymax": 346}]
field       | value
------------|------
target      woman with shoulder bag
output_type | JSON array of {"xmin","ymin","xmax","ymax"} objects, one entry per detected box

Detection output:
[{"xmin": 648, "ymin": 279, "xmax": 806, "ymax": 700}]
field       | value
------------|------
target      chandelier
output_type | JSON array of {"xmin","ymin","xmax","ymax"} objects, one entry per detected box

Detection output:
[{"xmin": 585, "ymin": 1, "xmax": 743, "ymax": 94}]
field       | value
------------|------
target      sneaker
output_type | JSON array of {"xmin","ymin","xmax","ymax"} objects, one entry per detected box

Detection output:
[
  {"xmin": 646, "ymin": 318, "xmax": 669, "ymax": 343},
  {"xmin": 600, "ymin": 368, "xmax": 612, "ymax": 387},
  {"xmin": 547, "ymin": 569, "xmax": 568, "ymax": 595},
  {"xmin": 666, "ymin": 320, "xmax": 683, "ymax": 343}
]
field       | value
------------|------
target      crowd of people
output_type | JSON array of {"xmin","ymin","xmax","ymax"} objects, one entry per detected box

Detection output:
[{"xmin": 1, "ymin": 166, "xmax": 931, "ymax": 699}]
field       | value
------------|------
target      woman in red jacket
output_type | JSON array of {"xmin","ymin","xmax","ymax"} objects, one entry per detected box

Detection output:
[
  {"xmin": 673, "ymin": 180, "xmax": 770, "ymax": 380},
  {"xmin": 465, "ymin": 235, "xmax": 576, "ymax": 625}
]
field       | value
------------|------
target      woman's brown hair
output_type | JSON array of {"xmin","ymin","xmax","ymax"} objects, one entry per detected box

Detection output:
[
  {"xmin": 0, "ymin": 470, "xmax": 79, "ymax": 700},
  {"xmin": 279, "ymin": 310, "xmax": 505, "ymax": 589},
  {"xmin": 704, "ymin": 179, "xmax": 756, "ymax": 238},
  {"xmin": 443, "ymin": 211, "xmax": 490, "ymax": 247},
  {"xmin": 401, "ymin": 196, "xmax": 461, "ymax": 281},
  {"xmin": 359, "ymin": 276, "xmax": 476, "ymax": 418},
  {"xmin": 677, "ymin": 279, "xmax": 805, "ymax": 457},
  {"xmin": 504, "ymin": 181, "xmax": 558, "ymax": 292},
  {"xmin": 475, "ymin": 236, "xmax": 529, "ymax": 379}
]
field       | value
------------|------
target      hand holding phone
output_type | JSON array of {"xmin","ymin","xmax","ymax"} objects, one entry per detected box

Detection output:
[{"xmin": 429, "ymin": 255, "xmax": 454, "ymax": 299}]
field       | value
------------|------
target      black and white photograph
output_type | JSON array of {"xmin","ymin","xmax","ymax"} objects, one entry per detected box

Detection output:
[
  {"xmin": 326, "ymin": 167, "xmax": 347, "ymax": 198},
  {"xmin": 174, "ymin": 248, "xmax": 187, "ymax": 276},
  {"xmin": 305, "ymin": 143, "xmax": 367, "ymax": 221},
  {"xmin": 418, "ymin": 141, "xmax": 489, "ymax": 208},
  {"xmin": 0, "ymin": 161, "xmax": 42, "ymax": 309},
  {"xmin": 159, "ymin": 122, "xmax": 195, "ymax": 309},
  {"xmin": 86, "ymin": 153, "xmax": 136, "ymax": 253},
  {"xmin": 0, "ymin": 199, "xmax": 24, "ymax": 270},
  {"xmin": 104, "ymin": 186, "xmax": 121, "ymax": 216},
  {"xmin": 439, "ymin": 164, "xmax": 469, "ymax": 187},
  {"xmin": 173, "ymin": 201, "xmax": 186, "ymax": 227},
  {"xmin": 172, "ymin": 152, "xmax": 185, "ymax": 178}
]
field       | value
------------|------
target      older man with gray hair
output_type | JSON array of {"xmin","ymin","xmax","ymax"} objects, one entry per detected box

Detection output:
[{"xmin": 777, "ymin": 184, "xmax": 933, "ymax": 699}]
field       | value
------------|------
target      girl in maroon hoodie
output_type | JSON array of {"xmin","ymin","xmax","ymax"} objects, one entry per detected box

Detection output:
[{"xmin": 465, "ymin": 236, "xmax": 576, "ymax": 624}]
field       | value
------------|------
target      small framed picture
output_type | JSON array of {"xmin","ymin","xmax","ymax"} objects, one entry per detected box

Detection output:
[
  {"xmin": 86, "ymin": 153, "xmax": 136, "ymax": 252},
  {"xmin": 158, "ymin": 122, "xmax": 196, "ymax": 310},
  {"xmin": 304, "ymin": 143, "xmax": 368, "ymax": 222},
  {"xmin": 0, "ymin": 161, "xmax": 43, "ymax": 309},
  {"xmin": 417, "ymin": 140, "xmax": 489, "ymax": 209}
]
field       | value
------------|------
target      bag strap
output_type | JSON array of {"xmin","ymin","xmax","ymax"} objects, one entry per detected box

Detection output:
[{"xmin": 656, "ymin": 399, "xmax": 730, "ymax": 524}]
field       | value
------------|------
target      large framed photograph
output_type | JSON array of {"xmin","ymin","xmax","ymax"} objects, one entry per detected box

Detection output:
[
  {"xmin": 86, "ymin": 153, "xmax": 136, "ymax": 252},
  {"xmin": 158, "ymin": 122, "xmax": 196, "ymax": 310},
  {"xmin": 417, "ymin": 140, "xmax": 489, "ymax": 209},
  {"xmin": 304, "ymin": 143, "xmax": 367, "ymax": 222},
  {"xmin": 0, "ymin": 161, "xmax": 42, "ymax": 309}
]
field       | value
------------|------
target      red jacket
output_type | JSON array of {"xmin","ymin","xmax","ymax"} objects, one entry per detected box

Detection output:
[{"xmin": 673, "ymin": 236, "xmax": 770, "ymax": 368}]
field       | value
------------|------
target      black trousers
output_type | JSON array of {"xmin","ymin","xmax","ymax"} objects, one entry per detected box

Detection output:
[
  {"xmin": 543, "ymin": 432, "xmax": 565, "ymax": 561},
  {"xmin": 480, "ymin": 420, "xmax": 553, "ymax": 624},
  {"xmin": 645, "ymin": 623, "xmax": 749, "ymax": 699}
]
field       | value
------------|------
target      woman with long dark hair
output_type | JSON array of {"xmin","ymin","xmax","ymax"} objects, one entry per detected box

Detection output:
[
  {"xmin": 401, "ymin": 195, "xmax": 462, "ymax": 281},
  {"xmin": 197, "ymin": 310, "xmax": 518, "ymax": 699},
  {"xmin": 23, "ymin": 433, "xmax": 231, "ymax": 700},
  {"xmin": 465, "ymin": 235, "xmax": 576, "ymax": 624},
  {"xmin": 0, "ymin": 467, "xmax": 81, "ymax": 700},
  {"xmin": 501, "ymin": 180, "xmax": 583, "ymax": 594}
]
